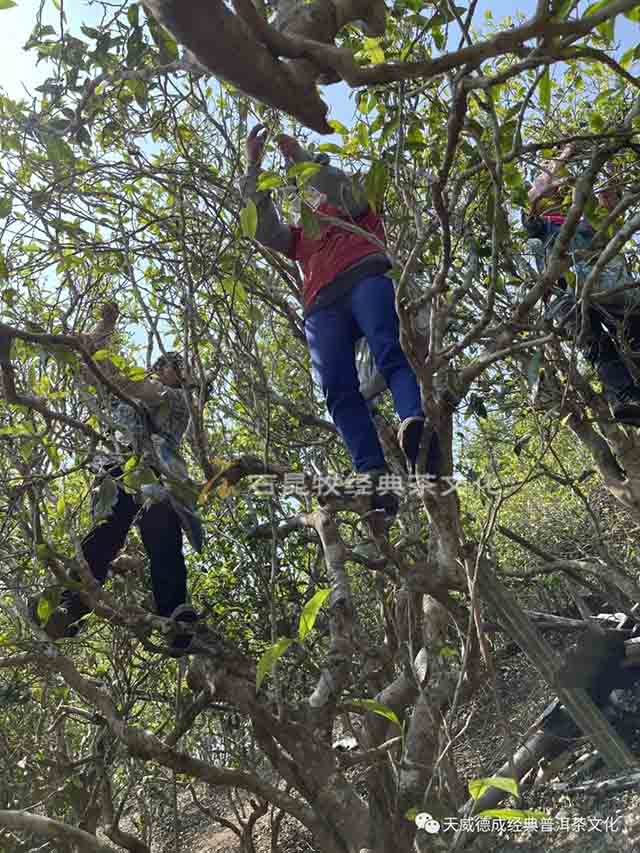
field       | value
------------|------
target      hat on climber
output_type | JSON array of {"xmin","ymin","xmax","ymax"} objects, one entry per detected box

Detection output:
[{"xmin": 151, "ymin": 351, "xmax": 185, "ymax": 377}]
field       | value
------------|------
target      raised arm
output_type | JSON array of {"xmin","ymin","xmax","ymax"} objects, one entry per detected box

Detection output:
[
  {"xmin": 241, "ymin": 124, "xmax": 294, "ymax": 254},
  {"xmin": 528, "ymin": 143, "xmax": 575, "ymax": 213},
  {"xmin": 276, "ymin": 134, "xmax": 369, "ymax": 219},
  {"xmin": 80, "ymin": 303, "xmax": 166, "ymax": 405}
]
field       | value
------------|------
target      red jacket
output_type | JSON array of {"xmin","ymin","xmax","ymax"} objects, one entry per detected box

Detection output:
[{"xmin": 286, "ymin": 202, "xmax": 387, "ymax": 311}]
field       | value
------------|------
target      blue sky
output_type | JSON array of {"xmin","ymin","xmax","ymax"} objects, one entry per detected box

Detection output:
[{"xmin": 1, "ymin": 1, "xmax": 637, "ymax": 133}]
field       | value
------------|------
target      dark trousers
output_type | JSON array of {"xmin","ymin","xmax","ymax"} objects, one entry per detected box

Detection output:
[
  {"xmin": 76, "ymin": 471, "xmax": 187, "ymax": 617},
  {"xmin": 584, "ymin": 310, "xmax": 640, "ymax": 398},
  {"xmin": 536, "ymin": 218, "xmax": 640, "ymax": 398},
  {"xmin": 304, "ymin": 275, "xmax": 423, "ymax": 472}
]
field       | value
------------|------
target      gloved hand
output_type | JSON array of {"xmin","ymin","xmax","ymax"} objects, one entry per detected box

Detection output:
[{"xmin": 246, "ymin": 123, "xmax": 268, "ymax": 165}]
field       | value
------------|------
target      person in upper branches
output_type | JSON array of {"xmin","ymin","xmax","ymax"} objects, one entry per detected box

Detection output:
[
  {"xmin": 526, "ymin": 143, "xmax": 640, "ymax": 424},
  {"xmin": 15, "ymin": 302, "xmax": 203, "ymax": 654},
  {"xmin": 242, "ymin": 124, "xmax": 440, "ymax": 515}
]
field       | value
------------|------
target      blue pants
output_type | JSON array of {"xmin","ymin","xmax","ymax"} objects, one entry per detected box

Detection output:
[{"xmin": 305, "ymin": 275, "xmax": 423, "ymax": 472}]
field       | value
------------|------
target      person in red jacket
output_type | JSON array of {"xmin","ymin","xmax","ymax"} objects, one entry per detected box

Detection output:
[{"xmin": 242, "ymin": 125, "xmax": 439, "ymax": 514}]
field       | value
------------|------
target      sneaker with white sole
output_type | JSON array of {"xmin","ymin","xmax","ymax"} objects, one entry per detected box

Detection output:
[
  {"xmin": 367, "ymin": 467, "xmax": 399, "ymax": 519},
  {"xmin": 167, "ymin": 604, "xmax": 200, "ymax": 656}
]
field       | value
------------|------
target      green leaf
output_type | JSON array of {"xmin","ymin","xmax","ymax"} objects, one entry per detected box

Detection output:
[
  {"xmin": 123, "ymin": 455, "xmax": 138, "ymax": 473},
  {"xmin": 36, "ymin": 543, "xmax": 54, "ymax": 562},
  {"xmin": 380, "ymin": 116, "xmax": 400, "ymax": 145},
  {"xmin": 478, "ymin": 808, "xmax": 547, "ymax": 819},
  {"xmin": 221, "ymin": 277, "xmax": 247, "ymax": 302},
  {"xmin": 127, "ymin": 366, "xmax": 146, "ymax": 381},
  {"xmin": 287, "ymin": 161, "xmax": 321, "ymax": 185},
  {"xmin": 92, "ymin": 349, "xmax": 111, "ymax": 361},
  {"xmin": 365, "ymin": 161, "xmax": 388, "ymax": 214},
  {"xmin": 125, "ymin": 464, "xmax": 157, "ymax": 492},
  {"xmin": 317, "ymin": 143, "xmax": 343, "ymax": 154},
  {"xmin": 298, "ymin": 587, "xmax": 331, "ymax": 641},
  {"xmin": 620, "ymin": 45, "xmax": 637, "ymax": 69},
  {"xmin": 2, "ymin": 288, "xmax": 16, "ymax": 305},
  {"xmin": 0, "ymin": 197, "xmax": 12, "ymax": 218},
  {"xmin": 624, "ymin": 6, "xmax": 640, "ymax": 21},
  {"xmin": 145, "ymin": 9, "xmax": 179, "ymax": 61},
  {"xmin": 93, "ymin": 475, "xmax": 118, "ymax": 522},
  {"xmin": 125, "ymin": 78, "xmax": 147, "ymax": 105},
  {"xmin": 584, "ymin": 0, "xmax": 606, "ymax": 15},
  {"xmin": 350, "ymin": 698, "xmax": 401, "ymax": 727},
  {"xmin": 598, "ymin": 14, "xmax": 615, "ymax": 42},
  {"xmin": 553, "ymin": 0, "xmax": 575, "ymax": 18},
  {"xmin": 240, "ymin": 199, "xmax": 258, "ymax": 239},
  {"xmin": 257, "ymin": 171, "xmax": 285, "ymax": 191},
  {"xmin": 256, "ymin": 637, "xmax": 294, "ymax": 691},
  {"xmin": 539, "ymin": 68, "xmax": 551, "ymax": 113},
  {"xmin": 36, "ymin": 588, "xmax": 60, "ymax": 625},
  {"xmin": 527, "ymin": 350, "xmax": 542, "ymax": 388},
  {"xmin": 363, "ymin": 37, "xmax": 385, "ymax": 64},
  {"xmin": 329, "ymin": 119, "xmax": 349, "ymax": 137},
  {"xmin": 300, "ymin": 202, "xmax": 321, "ymax": 239},
  {"xmin": 0, "ymin": 1, "xmax": 17, "ymax": 9},
  {"xmin": 584, "ymin": 0, "xmax": 616, "ymax": 41},
  {"xmin": 357, "ymin": 92, "xmax": 374, "ymax": 114},
  {"xmin": 407, "ymin": 124, "xmax": 425, "ymax": 146},
  {"xmin": 469, "ymin": 776, "xmax": 519, "ymax": 801},
  {"xmin": 356, "ymin": 123, "xmax": 369, "ymax": 148},
  {"xmin": 127, "ymin": 3, "xmax": 139, "ymax": 26},
  {"xmin": 45, "ymin": 135, "xmax": 75, "ymax": 165}
]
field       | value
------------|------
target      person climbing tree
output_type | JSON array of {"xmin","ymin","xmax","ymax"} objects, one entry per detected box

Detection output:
[
  {"xmin": 526, "ymin": 143, "xmax": 640, "ymax": 424},
  {"xmin": 8, "ymin": 302, "xmax": 203, "ymax": 654},
  {"xmin": 242, "ymin": 124, "xmax": 440, "ymax": 515}
]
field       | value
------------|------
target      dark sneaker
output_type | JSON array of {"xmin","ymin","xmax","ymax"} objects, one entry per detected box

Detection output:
[
  {"xmin": 398, "ymin": 417, "xmax": 424, "ymax": 473},
  {"xmin": 29, "ymin": 590, "xmax": 90, "ymax": 640},
  {"xmin": 368, "ymin": 467, "xmax": 399, "ymax": 519},
  {"xmin": 398, "ymin": 418, "xmax": 442, "ymax": 478},
  {"xmin": 425, "ymin": 429, "xmax": 441, "ymax": 479},
  {"xmin": 167, "ymin": 605, "xmax": 199, "ymax": 655},
  {"xmin": 612, "ymin": 386, "xmax": 640, "ymax": 426}
]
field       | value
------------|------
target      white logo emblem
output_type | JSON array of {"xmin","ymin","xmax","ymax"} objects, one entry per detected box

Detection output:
[{"xmin": 415, "ymin": 812, "xmax": 441, "ymax": 834}]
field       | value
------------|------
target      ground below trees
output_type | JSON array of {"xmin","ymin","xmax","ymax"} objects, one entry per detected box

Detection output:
[{"xmin": 147, "ymin": 634, "xmax": 640, "ymax": 853}]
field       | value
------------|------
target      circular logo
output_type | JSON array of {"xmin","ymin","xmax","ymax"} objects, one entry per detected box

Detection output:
[{"xmin": 415, "ymin": 812, "xmax": 441, "ymax": 834}]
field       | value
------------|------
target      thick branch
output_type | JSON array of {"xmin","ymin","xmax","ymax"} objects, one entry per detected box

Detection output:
[
  {"xmin": 0, "ymin": 810, "xmax": 114, "ymax": 853},
  {"xmin": 1, "ymin": 360, "xmax": 105, "ymax": 444},
  {"xmin": 476, "ymin": 555, "xmax": 637, "ymax": 771},
  {"xmin": 300, "ymin": 510, "xmax": 355, "ymax": 711},
  {"xmin": 0, "ymin": 322, "xmax": 145, "ymax": 416},
  {"xmin": 143, "ymin": 0, "xmax": 331, "ymax": 132},
  {"xmin": 43, "ymin": 647, "xmax": 316, "ymax": 827}
]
